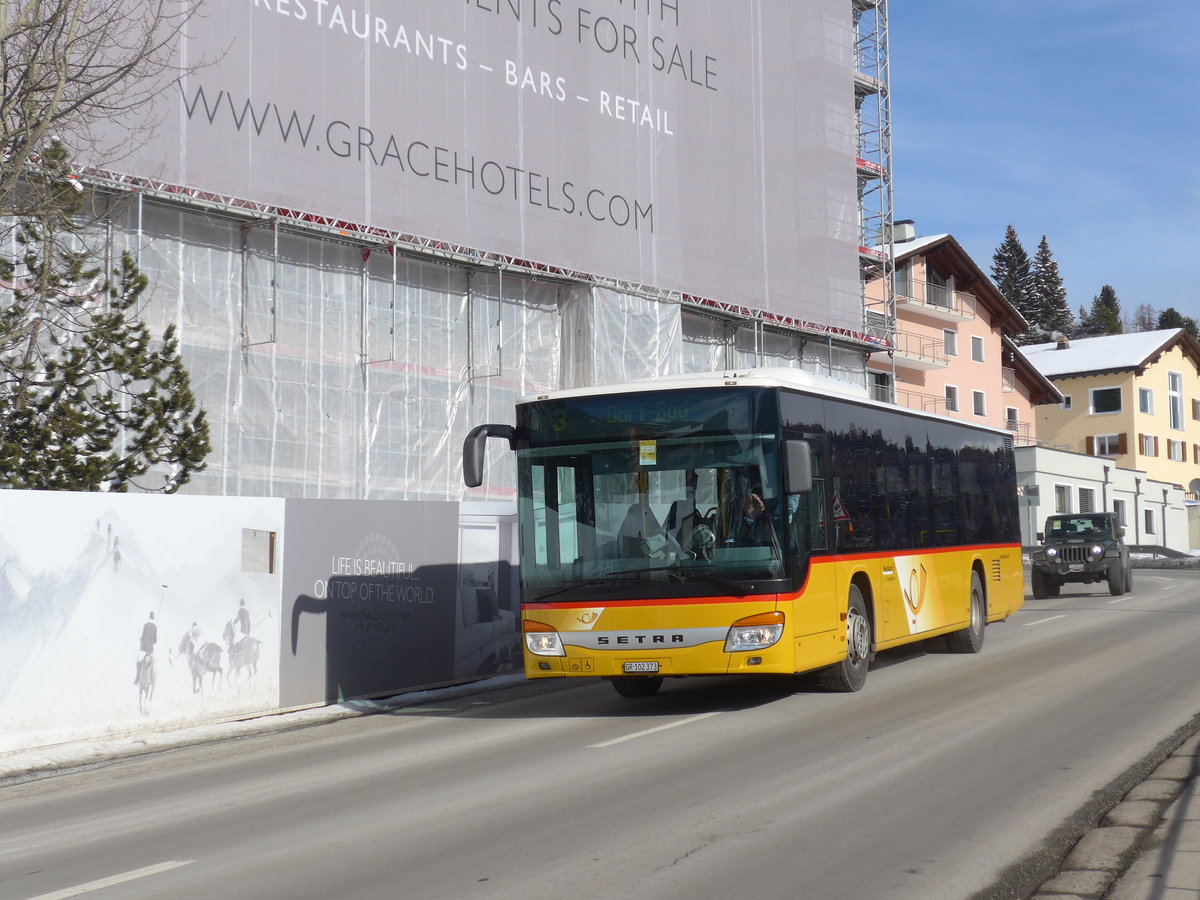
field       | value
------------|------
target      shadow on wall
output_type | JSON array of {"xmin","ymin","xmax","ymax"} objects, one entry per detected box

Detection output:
[{"xmin": 289, "ymin": 562, "xmax": 520, "ymax": 704}]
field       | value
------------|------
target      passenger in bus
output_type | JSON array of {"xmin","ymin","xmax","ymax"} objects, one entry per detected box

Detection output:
[{"xmin": 665, "ymin": 471, "xmax": 716, "ymax": 560}]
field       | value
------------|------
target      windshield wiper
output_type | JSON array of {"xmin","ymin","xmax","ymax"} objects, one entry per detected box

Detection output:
[
  {"xmin": 531, "ymin": 576, "xmax": 642, "ymax": 603},
  {"xmin": 530, "ymin": 563, "xmax": 752, "ymax": 602}
]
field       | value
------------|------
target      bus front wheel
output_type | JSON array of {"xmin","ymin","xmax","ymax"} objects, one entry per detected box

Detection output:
[
  {"xmin": 610, "ymin": 676, "xmax": 663, "ymax": 698},
  {"xmin": 820, "ymin": 584, "xmax": 872, "ymax": 692}
]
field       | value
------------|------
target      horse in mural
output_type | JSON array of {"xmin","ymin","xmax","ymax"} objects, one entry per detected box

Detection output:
[
  {"xmin": 223, "ymin": 620, "xmax": 260, "ymax": 684},
  {"xmin": 135, "ymin": 653, "xmax": 155, "ymax": 714},
  {"xmin": 177, "ymin": 628, "xmax": 223, "ymax": 694}
]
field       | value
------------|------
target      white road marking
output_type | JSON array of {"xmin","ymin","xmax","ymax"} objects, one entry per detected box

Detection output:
[
  {"xmin": 1107, "ymin": 596, "xmax": 1130, "ymax": 604},
  {"xmin": 1023, "ymin": 615, "xmax": 1067, "ymax": 627},
  {"xmin": 589, "ymin": 713, "xmax": 719, "ymax": 749},
  {"xmin": 26, "ymin": 859, "xmax": 194, "ymax": 899}
]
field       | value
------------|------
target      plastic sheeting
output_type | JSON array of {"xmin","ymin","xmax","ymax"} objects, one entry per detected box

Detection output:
[{"xmin": 88, "ymin": 196, "xmax": 865, "ymax": 502}]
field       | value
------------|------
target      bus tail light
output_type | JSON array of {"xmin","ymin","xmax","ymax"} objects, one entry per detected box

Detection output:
[
  {"xmin": 724, "ymin": 611, "xmax": 785, "ymax": 652},
  {"xmin": 523, "ymin": 620, "xmax": 566, "ymax": 657}
]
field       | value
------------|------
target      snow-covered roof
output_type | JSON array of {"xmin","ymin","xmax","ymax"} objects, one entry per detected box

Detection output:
[
  {"xmin": 1023, "ymin": 329, "xmax": 1187, "ymax": 378},
  {"xmin": 893, "ymin": 233, "xmax": 951, "ymax": 258}
]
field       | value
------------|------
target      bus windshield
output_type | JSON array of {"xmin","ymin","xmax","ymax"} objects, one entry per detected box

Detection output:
[{"xmin": 517, "ymin": 432, "xmax": 786, "ymax": 598}]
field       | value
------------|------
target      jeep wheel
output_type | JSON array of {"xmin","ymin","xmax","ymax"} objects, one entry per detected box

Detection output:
[
  {"xmin": 1031, "ymin": 568, "xmax": 1050, "ymax": 600},
  {"xmin": 1124, "ymin": 565, "xmax": 1133, "ymax": 593},
  {"xmin": 1107, "ymin": 562, "xmax": 1124, "ymax": 596}
]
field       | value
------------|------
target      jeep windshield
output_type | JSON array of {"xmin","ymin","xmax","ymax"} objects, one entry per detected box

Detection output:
[{"xmin": 1045, "ymin": 515, "xmax": 1114, "ymax": 540}]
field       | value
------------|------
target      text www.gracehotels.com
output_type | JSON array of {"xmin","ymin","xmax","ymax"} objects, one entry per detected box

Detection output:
[{"xmin": 181, "ymin": 84, "xmax": 654, "ymax": 233}]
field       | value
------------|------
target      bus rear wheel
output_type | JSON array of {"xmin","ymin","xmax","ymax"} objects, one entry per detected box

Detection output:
[
  {"xmin": 820, "ymin": 584, "xmax": 871, "ymax": 692},
  {"xmin": 609, "ymin": 676, "xmax": 663, "ymax": 698},
  {"xmin": 947, "ymin": 571, "xmax": 986, "ymax": 654}
]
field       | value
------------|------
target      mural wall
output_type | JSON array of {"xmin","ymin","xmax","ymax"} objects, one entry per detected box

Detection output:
[{"xmin": 0, "ymin": 492, "xmax": 520, "ymax": 755}]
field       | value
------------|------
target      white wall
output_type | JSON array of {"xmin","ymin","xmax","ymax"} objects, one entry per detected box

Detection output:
[{"xmin": 1015, "ymin": 446, "xmax": 1191, "ymax": 552}]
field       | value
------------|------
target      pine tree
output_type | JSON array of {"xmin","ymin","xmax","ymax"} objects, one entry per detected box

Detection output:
[
  {"xmin": 1077, "ymin": 285, "xmax": 1124, "ymax": 337},
  {"xmin": 0, "ymin": 142, "xmax": 210, "ymax": 492},
  {"xmin": 1026, "ymin": 235, "xmax": 1073, "ymax": 342},
  {"xmin": 1157, "ymin": 307, "xmax": 1200, "ymax": 341},
  {"xmin": 991, "ymin": 226, "xmax": 1035, "ymax": 331}
]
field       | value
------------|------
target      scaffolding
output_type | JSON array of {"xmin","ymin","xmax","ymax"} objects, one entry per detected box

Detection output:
[{"xmin": 853, "ymin": 0, "xmax": 898, "ymax": 399}]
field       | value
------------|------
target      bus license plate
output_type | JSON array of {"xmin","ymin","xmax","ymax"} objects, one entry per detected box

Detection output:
[{"xmin": 623, "ymin": 661, "xmax": 659, "ymax": 673}]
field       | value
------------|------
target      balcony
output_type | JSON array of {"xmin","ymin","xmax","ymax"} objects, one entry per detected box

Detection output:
[
  {"xmin": 1008, "ymin": 420, "xmax": 1035, "ymax": 446},
  {"xmin": 891, "ymin": 388, "xmax": 949, "ymax": 416},
  {"xmin": 894, "ymin": 280, "xmax": 975, "ymax": 323},
  {"xmin": 891, "ymin": 330, "xmax": 948, "ymax": 370}
]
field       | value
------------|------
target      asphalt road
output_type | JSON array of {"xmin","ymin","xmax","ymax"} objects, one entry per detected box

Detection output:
[{"xmin": 3, "ymin": 569, "xmax": 1199, "ymax": 900}]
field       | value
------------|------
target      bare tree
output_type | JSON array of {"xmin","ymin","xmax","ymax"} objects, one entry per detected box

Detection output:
[
  {"xmin": 1131, "ymin": 303, "xmax": 1157, "ymax": 333},
  {"xmin": 0, "ymin": 0, "xmax": 196, "ymax": 219}
]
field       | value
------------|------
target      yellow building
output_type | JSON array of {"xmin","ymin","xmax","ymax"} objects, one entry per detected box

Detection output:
[{"xmin": 1025, "ymin": 329, "xmax": 1200, "ymax": 496}]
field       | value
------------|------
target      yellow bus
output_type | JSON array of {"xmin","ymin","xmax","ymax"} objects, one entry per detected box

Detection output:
[{"xmin": 464, "ymin": 369, "xmax": 1023, "ymax": 696}]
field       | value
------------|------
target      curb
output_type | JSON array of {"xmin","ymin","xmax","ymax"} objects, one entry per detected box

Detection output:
[
  {"xmin": 1031, "ymin": 732, "xmax": 1200, "ymax": 899},
  {"xmin": 0, "ymin": 674, "xmax": 528, "ymax": 783}
]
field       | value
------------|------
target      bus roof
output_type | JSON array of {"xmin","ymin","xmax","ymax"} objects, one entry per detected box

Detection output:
[{"xmin": 518, "ymin": 368, "xmax": 1011, "ymax": 437}]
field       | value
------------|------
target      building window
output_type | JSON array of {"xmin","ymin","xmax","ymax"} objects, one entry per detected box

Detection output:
[
  {"xmin": 945, "ymin": 384, "xmax": 959, "ymax": 413},
  {"xmin": 1140, "ymin": 433, "xmax": 1159, "ymax": 457},
  {"xmin": 1139, "ymin": 387, "xmax": 1154, "ymax": 414},
  {"xmin": 869, "ymin": 371, "xmax": 891, "ymax": 403},
  {"xmin": 971, "ymin": 335, "xmax": 985, "ymax": 362},
  {"xmin": 1192, "ymin": 398, "xmax": 1200, "ymax": 421},
  {"xmin": 1169, "ymin": 439, "xmax": 1185, "ymax": 461},
  {"xmin": 1094, "ymin": 434, "xmax": 1121, "ymax": 455},
  {"xmin": 1079, "ymin": 487, "xmax": 1096, "ymax": 513},
  {"xmin": 1054, "ymin": 484, "xmax": 1071, "ymax": 514},
  {"xmin": 1062, "ymin": 395, "xmax": 1072, "ymax": 411},
  {"xmin": 944, "ymin": 330, "xmax": 957, "ymax": 357},
  {"xmin": 1089, "ymin": 387, "xmax": 1122, "ymax": 415},
  {"xmin": 927, "ymin": 266, "xmax": 949, "ymax": 307},
  {"xmin": 1113, "ymin": 499, "xmax": 1127, "ymax": 527},
  {"xmin": 1144, "ymin": 508, "xmax": 1156, "ymax": 536},
  {"xmin": 972, "ymin": 390, "xmax": 986, "ymax": 417},
  {"xmin": 893, "ymin": 262, "xmax": 914, "ymax": 299},
  {"xmin": 1169, "ymin": 372, "xmax": 1183, "ymax": 430},
  {"xmin": 1005, "ymin": 407, "xmax": 1019, "ymax": 431}
]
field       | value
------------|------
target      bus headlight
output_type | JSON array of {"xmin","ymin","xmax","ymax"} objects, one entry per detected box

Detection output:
[
  {"xmin": 724, "ymin": 611, "xmax": 785, "ymax": 652},
  {"xmin": 523, "ymin": 620, "xmax": 566, "ymax": 657}
]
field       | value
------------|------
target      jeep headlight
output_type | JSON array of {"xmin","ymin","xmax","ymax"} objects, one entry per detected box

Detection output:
[
  {"xmin": 1046, "ymin": 547, "xmax": 1059, "ymax": 559},
  {"xmin": 1091, "ymin": 545, "xmax": 1104, "ymax": 557},
  {"xmin": 724, "ymin": 611, "xmax": 785, "ymax": 652},
  {"xmin": 523, "ymin": 620, "xmax": 565, "ymax": 657}
]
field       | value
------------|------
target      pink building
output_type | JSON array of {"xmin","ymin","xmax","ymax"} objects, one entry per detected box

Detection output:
[{"xmin": 864, "ymin": 234, "xmax": 1060, "ymax": 440}]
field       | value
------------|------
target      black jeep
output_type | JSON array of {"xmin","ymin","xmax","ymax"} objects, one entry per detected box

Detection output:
[{"xmin": 1030, "ymin": 512, "xmax": 1132, "ymax": 599}]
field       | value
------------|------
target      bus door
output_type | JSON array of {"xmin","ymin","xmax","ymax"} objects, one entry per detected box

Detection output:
[
  {"xmin": 785, "ymin": 433, "xmax": 834, "ymax": 637},
  {"xmin": 522, "ymin": 454, "xmax": 595, "ymax": 583}
]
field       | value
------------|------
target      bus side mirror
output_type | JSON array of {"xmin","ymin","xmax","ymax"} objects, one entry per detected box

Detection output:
[
  {"xmin": 784, "ymin": 440, "xmax": 813, "ymax": 494},
  {"xmin": 463, "ymin": 423, "xmax": 516, "ymax": 488}
]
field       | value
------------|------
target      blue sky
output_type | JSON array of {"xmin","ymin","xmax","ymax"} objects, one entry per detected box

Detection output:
[{"xmin": 887, "ymin": 2, "xmax": 1200, "ymax": 325}]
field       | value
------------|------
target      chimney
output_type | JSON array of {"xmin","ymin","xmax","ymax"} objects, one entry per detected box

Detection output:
[{"xmin": 1052, "ymin": 331, "xmax": 1069, "ymax": 350}]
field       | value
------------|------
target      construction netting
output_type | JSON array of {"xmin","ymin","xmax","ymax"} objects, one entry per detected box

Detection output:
[{"xmin": 93, "ymin": 196, "xmax": 865, "ymax": 501}]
